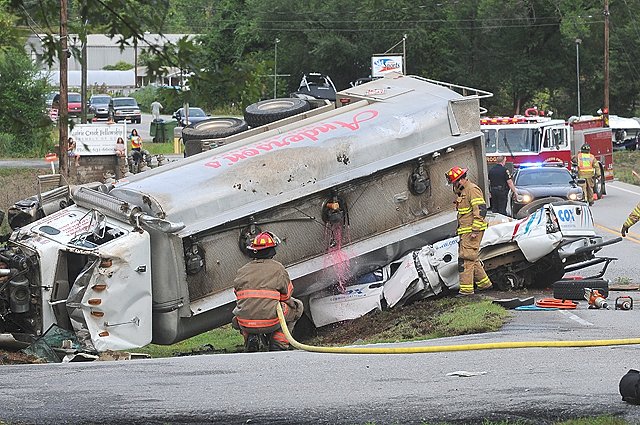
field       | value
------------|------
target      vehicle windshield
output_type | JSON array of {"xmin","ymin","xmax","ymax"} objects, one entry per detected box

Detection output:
[
  {"xmin": 187, "ymin": 108, "xmax": 206, "ymax": 117},
  {"xmin": 483, "ymin": 128, "xmax": 541, "ymax": 154},
  {"xmin": 113, "ymin": 98, "xmax": 137, "ymax": 107},
  {"xmin": 516, "ymin": 169, "xmax": 573, "ymax": 186},
  {"xmin": 91, "ymin": 96, "xmax": 111, "ymax": 104},
  {"xmin": 68, "ymin": 93, "xmax": 82, "ymax": 103}
]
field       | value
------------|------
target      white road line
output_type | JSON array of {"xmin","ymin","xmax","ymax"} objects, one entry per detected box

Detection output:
[
  {"xmin": 607, "ymin": 182, "xmax": 640, "ymax": 196},
  {"xmin": 559, "ymin": 310, "xmax": 594, "ymax": 326}
]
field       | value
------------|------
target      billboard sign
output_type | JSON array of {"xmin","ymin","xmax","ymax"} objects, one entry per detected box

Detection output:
[
  {"xmin": 69, "ymin": 123, "xmax": 127, "ymax": 156},
  {"xmin": 371, "ymin": 55, "xmax": 403, "ymax": 77}
]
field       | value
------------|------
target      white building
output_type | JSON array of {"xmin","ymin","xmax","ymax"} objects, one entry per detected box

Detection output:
[{"xmin": 26, "ymin": 33, "xmax": 194, "ymax": 89}]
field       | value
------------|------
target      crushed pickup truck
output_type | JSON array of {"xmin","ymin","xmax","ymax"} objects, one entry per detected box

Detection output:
[
  {"xmin": 309, "ymin": 201, "xmax": 620, "ymax": 327},
  {"xmin": 0, "ymin": 74, "xmax": 494, "ymax": 354}
]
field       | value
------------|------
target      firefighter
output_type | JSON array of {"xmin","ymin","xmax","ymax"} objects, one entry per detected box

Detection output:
[
  {"xmin": 572, "ymin": 144, "xmax": 600, "ymax": 206},
  {"xmin": 445, "ymin": 166, "xmax": 493, "ymax": 296},
  {"xmin": 488, "ymin": 156, "xmax": 517, "ymax": 215},
  {"xmin": 621, "ymin": 203, "xmax": 640, "ymax": 237},
  {"xmin": 232, "ymin": 231, "xmax": 304, "ymax": 352}
]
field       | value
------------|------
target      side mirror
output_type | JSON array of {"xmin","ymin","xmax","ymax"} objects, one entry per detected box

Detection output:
[{"xmin": 576, "ymin": 178, "xmax": 586, "ymax": 185}]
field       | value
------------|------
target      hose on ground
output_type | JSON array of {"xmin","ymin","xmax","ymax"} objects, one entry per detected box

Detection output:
[{"xmin": 276, "ymin": 303, "xmax": 640, "ymax": 354}]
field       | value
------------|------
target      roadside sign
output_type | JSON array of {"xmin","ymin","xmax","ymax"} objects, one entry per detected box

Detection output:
[
  {"xmin": 44, "ymin": 152, "xmax": 58, "ymax": 174},
  {"xmin": 69, "ymin": 124, "xmax": 127, "ymax": 156}
]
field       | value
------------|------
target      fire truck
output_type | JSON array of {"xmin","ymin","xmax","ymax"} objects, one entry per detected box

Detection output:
[{"xmin": 481, "ymin": 109, "xmax": 613, "ymax": 198}]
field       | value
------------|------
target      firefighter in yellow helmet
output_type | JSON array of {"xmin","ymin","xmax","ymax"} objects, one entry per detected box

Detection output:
[
  {"xmin": 445, "ymin": 166, "xmax": 492, "ymax": 296},
  {"xmin": 232, "ymin": 231, "xmax": 304, "ymax": 352},
  {"xmin": 571, "ymin": 144, "xmax": 600, "ymax": 206}
]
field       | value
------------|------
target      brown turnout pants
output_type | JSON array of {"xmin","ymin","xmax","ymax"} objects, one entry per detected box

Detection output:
[{"xmin": 458, "ymin": 232, "xmax": 491, "ymax": 294}]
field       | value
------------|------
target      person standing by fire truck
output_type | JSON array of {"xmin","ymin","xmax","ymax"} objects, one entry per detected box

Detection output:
[
  {"xmin": 445, "ymin": 166, "xmax": 493, "ymax": 296},
  {"xmin": 488, "ymin": 156, "xmax": 517, "ymax": 215},
  {"xmin": 232, "ymin": 231, "xmax": 303, "ymax": 352},
  {"xmin": 572, "ymin": 144, "xmax": 600, "ymax": 206}
]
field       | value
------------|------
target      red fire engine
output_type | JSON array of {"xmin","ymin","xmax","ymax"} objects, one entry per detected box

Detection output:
[{"xmin": 481, "ymin": 108, "xmax": 613, "ymax": 198}]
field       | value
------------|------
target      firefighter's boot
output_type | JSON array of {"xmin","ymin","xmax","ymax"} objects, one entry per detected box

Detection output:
[{"xmin": 244, "ymin": 334, "xmax": 260, "ymax": 353}]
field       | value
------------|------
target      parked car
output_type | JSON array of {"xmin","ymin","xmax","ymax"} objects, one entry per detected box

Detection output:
[
  {"xmin": 52, "ymin": 92, "xmax": 83, "ymax": 117},
  {"xmin": 45, "ymin": 91, "xmax": 57, "ymax": 110},
  {"xmin": 507, "ymin": 163, "xmax": 584, "ymax": 218},
  {"xmin": 109, "ymin": 97, "xmax": 141, "ymax": 123},
  {"xmin": 173, "ymin": 107, "xmax": 209, "ymax": 127},
  {"xmin": 88, "ymin": 94, "xmax": 112, "ymax": 120}
]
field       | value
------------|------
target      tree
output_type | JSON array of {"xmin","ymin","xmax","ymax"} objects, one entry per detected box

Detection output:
[{"xmin": 0, "ymin": 1, "xmax": 52, "ymax": 157}]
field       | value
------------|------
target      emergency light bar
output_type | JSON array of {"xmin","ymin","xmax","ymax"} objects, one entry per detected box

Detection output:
[
  {"xmin": 480, "ymin": 116, "xmax": 555, "ymax": 125},
  {"xmin": 515, "ymin": 161, "xmax": 565, "ymax": 169}
]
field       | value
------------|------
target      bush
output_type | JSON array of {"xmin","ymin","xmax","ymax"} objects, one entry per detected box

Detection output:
[{"xmin": 0, "ymin": 49, "xmax": 53, "ymax": 157}]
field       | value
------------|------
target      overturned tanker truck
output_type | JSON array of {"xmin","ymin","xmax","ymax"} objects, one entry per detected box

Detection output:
[{"xmin": 0, "ymin": 74, "xmax": 495, "ymax": 352}]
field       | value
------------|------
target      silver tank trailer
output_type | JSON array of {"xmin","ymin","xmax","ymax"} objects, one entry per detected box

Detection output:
[{"xmin": 100, "ymin": 74, "xmax": 492, "ymax": 344}]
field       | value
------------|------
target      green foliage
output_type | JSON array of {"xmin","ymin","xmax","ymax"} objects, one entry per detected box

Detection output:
[
  {"xmin": 0, "ymin": 49, "xmax": 55, "ymax": 157},
  {"xmin": 103, "ymin": 61, "xmax": 134, "ymax": 70},
  {"xmin": 131, "ymin": 85, "xmax": 185, "ymax": 115}
]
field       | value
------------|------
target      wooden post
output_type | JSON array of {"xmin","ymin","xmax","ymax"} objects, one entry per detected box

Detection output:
[
  {"xmin": 604, "ymin": 0, "xmax": 610, "ymax": 112},
  {"xmin": 59, "ymin": 0, "xmax": 69, "ymax": 177}
]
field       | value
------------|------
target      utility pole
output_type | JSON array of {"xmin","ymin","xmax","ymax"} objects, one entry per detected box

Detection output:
[
  {"xmin": 81, "ymin": 3, "xmax": 88, "ymax": 124},
  {"xmin": 59, "ymin": 0, "xmax": 69, "ymax": 176},
  {"xmin": 273, "ymin": 38, "xmax": 280, "ymax": 99},
  {"xmin": 575, "ymin": 39, "xmax": 582, "ymax": 117},
  {"xmin": 604, "ymin": 0, "xmax": 610, "ymax": 116}
]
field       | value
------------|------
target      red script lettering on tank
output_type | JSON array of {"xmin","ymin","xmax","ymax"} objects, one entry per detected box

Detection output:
[{"xmin": 204, "ymin": 110, "xmax": 379, "ymax": 168}]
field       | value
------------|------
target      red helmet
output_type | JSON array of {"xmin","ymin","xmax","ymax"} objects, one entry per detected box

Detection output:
[
  {"xmin": 247, "ymin": 232, "xmax": 279, "ymax": 251},
  {"xmin": 445, "ymin": 166, "xmax": 468, "ymax": 184}
]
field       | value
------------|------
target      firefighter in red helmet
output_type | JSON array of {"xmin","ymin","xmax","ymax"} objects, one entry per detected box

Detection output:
[
  {"xmin": 232, "ymin": 231, "xmax": 304, "ymax": 352},
  {"xmin": 445, "ymin": 166, "xmax": 493, "ymax": 296}
]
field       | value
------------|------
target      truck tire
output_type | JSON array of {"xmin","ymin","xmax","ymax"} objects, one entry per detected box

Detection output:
[
  {"xmin": 244, "ymin": 98, "xmax": 310, "ymax": 128},
  {"xmin": 515, "ymin": 197, "xmax": 564, "ymax": 219},
  {"xmin": 552, "ymin": 278, "xmax": 609, "ymax": 300},
  {"xmin": 181, "ymin": 117, "xmax": 248, "ymax": 142}
]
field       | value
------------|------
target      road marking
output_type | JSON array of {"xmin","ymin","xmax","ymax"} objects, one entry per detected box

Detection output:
[
  {"xmin": 560, "ymin": 310, "xmax": 593, "ymax": 326},
  {"xmin": 606, "ymin": 182, "xmax": 640, "ymax": 196},
  {"xmin": 595, "ymin": 223, "xmax": 640, "ymax": 245}
]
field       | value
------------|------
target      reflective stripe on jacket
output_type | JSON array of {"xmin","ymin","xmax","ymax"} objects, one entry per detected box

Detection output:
[
  {"xmin": 233, "ymin": 258, "xmax": 294, "ymax": 330},
  {"xmin": 455, "ymin": 181, "xmax": 488, "ymax": 235},
  {"xmin": 624, "ymin": 202, "xmax": 640, "ymax": 229},
  {"xmin": 577, "ymin": 152, "xmax": 595, "ymax": 177}
]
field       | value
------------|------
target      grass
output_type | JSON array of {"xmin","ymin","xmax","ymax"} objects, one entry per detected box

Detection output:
[
  {"xmin": 145, "ymin": 141, "xmax": 182, "ymax": 155},
  {"xmin": 613, "ymin": 150, "xmax": 640, "ymax": 185},
  {"xmin": 303, "ymin": 297, "xmax": 509, "ymax": 347},
  {"xmin": 361, "ymin": 416, "xmax": 629, "ymax": 425},
  {"xmin": 130, "ymin": 324, "xmax": 243, "ymax": 358}
]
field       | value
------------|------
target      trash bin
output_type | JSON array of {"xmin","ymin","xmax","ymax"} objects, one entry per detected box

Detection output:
[
  {"xmin": 150, "ymin": 119, "xmax": 177, "ymax": 143},
  {"xmin": 150, "ymin": 119, "xmax": 163, "ymax": 142},
  {"xmin": 161, "ymin": 120, "xmax": 177, "ymax": 143}
]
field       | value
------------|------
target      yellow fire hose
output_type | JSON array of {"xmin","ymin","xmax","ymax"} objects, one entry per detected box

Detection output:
[{"xmin": 276, "ymin": 303, "xmax": 640, "ymax": 354}]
